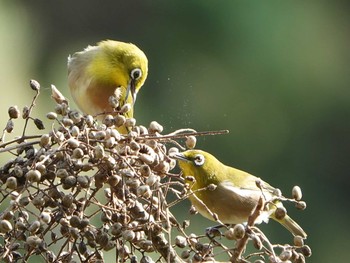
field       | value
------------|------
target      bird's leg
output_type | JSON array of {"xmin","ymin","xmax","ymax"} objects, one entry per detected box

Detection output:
[{"xmin": 205, "ymin": 224, "xmax": 229, "ymax": 238}]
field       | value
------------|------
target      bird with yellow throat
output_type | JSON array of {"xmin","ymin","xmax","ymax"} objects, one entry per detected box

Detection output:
[
  {"xmin": 68, "ymin": 40, "xmax": 148, "ymax": 133},
  {"xmin": 174, "ymin": 149, "xmax": 307, "ymax": 238}
]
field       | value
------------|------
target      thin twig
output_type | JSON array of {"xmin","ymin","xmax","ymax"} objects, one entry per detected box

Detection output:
[
  {"xmin": 232, "ymin": 197, "xmax": 265, "ymax": 262},
  {"xmin": 22, "ymin": 89, "xmax": 40, "ymax": 137}
]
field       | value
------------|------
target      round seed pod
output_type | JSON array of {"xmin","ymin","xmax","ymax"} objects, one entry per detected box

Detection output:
[
  {"xmin": 295, "ymin": 201, "xmax": 307, "ymax": 210},
  {"xmin": 108, "ymin": 94, "xmax": 119, "ymax": 108},
  {"xmin": 105, "ymin": 137, "xmax": 116, "ymax": 148},
  {"xmin": 114, "ymin": 115, "xmax": 126, "ymax": 127},
  {"xmin": 107, "ymin": 174, "xmax": 121, "ymax": 187},
  {"xmin": 9, "ymin": 191, "xmax": 20, "ymax": 202},
  {"xmin": 185, "ymin": 136, "xmax": 197, "ymax": 149},
  {"xmin": 138, "ymin": 240, "xmax": 154, "ymax": 252},
  {"xmin": 274, "ymin": 206, "xmax": 287, "ymax": 220},
  {"xmin": 140, "ymin": 164, "xmax": 151, "ymax": 177},
  {"xmin": 72, "ymin": 148, "xmax": 84, "ymax": 160},
  {"xmin": 69, "ymin": 110, "xmax": 83, "ymax": 124},
  {"xmin": 79, "ymin": 218, "xmax": 90, "ymax": 229},
  {"xmin": 40, "ymin": 211, "xmax": 52, "ymax": 224},
  {"xmin": 140, "ymin": 255, "xmax": 154, "ymax": 263},
  {"xmin": 175, "ymin": 235, "xmax": 187, "ymax": 248},
  {"xmin": 154, "ymin": 161, "xmax": 170, "ymax": 175},
  {"xmin": 70, "ymin": 216, "xmax": 81, "ymax": 228},
  {"xmin": 85, "ymin": 115, "xmax": 94, "ymax": 127},
  {"xmin": 137, "ymin": 185, "xmax": 152, "ymax": 199},
  {"xmin": 233, "ymin": 224, "xmax": 245, "ymax": 240},
  {"xmin": 40, "ymin": 134, "xmax": 51, "ymax": 147},
  {"xmin": 69, "ymin": 227, "xmax": 80, "ymax": 240},
  {"xmin": 62, "ymin": 194, "xmax": 74, "ymax": 208},
  {"xmin": 122, "ymin": 230, "xmax": 135, "ymax": 242},
  {"xmin": 68, "ymin": 126, "xmax": 79, "ymax": 138},
  {"xmin": 292, "ymin": 186, "xmax": 303, "ymax": 201},
  {"xmin": 25, "ymin": 170, "xmax": 41, "ymax": 182},
  {"xmin": 189, "ymin": 205, "xmax": 198, "ymax": 215},
  {"xmin": 54, "ymin": 131, "xmax": 65, "ymax": 143},
  {"xmin": 181, "ymin": 250, "xmax": 191, "ymax": 260},
  {"xmin": 224, "ymin": 227, "xmax": 236, "ymax": 240},
  {"xmin": 193, "ymin": 253, "xmax": 203, "ymax": 262},
  {"xmin": 13, "ymin": 166, "xmax": 23, "ymax": 178},
  {"xmin": 252, "ymin": 234, "xmax": 263, "ymax": 250},
  {"xmin": 109, "ymin": 128, "xmax": 121, "ymax": 140},
  {"xmin": 279, "ymin": 249, "xmax": 292, "ymax": 261},
  {"xmin": 56, "ymin": 169, "xmax": 69, "ymax": 179},
  {"xmin": 0, "ymin": 219, "xmax": 13, "ymax": 233},
  {"xmin": 120, "ymin": 103, "xmax": 131, "ymax": 114},
  {"xmin": 78, "ymin": 241, "xmax": 87, "ymax": 255},
  {"xmin": 6, "ymin": 177, "xmax": 17, "ymax": 190},
  {"xmin": 62, "ymin": 117, "xmax": 74, "ymax": 127},
  {"xmin": 35, "ymin": 164, "xmax": 46, "ymax": 175},
  {"xmin": 130, "ymin": 141, "xmax": 140, "ymax": 151},
  {"xmin": 148, "ymin": 121, "xmax": 163, "ymax": 134},
  {"xmin": 168, "ymin": 147, "xmax": 179, "ymax": 156},
  {"xmin": 62, "ymin": 176, "xmax": 77, "ymax": 189},
  {"xmin": 103, "ymin": 114, "xmax": 115, "ymax": 127},
  {"xmin": 77, "ymin": 175, "xmax": 90, "ymax": 188},
  {"xmin": 273, "ymin": 188, "xmax": 282, "ymax": 197},
  {"xmin": 67, "ymin": 138, "xmax": 80, "ymax": 148},
  {"xmin": 94, "ymin": 145, "xmax": 105, "ymax": 159},
  {"xmin": 95, "ymin": 130, "xmax": 106, "ymax": 140},
  {"xmin": 15, "ymin": 221, "xmax": 26, "ymax": 231},
  {"xmin": 145, "ymin": 139, "xmax": 157, "ymax": 149},
  {"xmin": 96, "ymin": 232, "xmax": 109, "ymax": 247},
  {"xmin": 139, "ymin": 153, "xmax": 155, "ymax": 165},
  {"xmin": 28, "ymin": 221, "xmax": 41, "ymax": 234},
  {"xmin": 188, "ymin": 233, "xmax": 198, "ymax": 247},
  {"xmin": 125, "ymin": 118, "xmax": 136, "ymax": 128},
  {"xmin": 103, "ymin": 240, "xmax": 116, "ymax": 251},
  {"xmin": 30, "ymin": 79, "xmax": 40, "ymax": 91},
  {"xmin": 8, "ymin": 106, "xmax": 20, "ymax": 119},
  {"xmin": 46, "ymin": 112, "xmax": 57, "ymax": 120},
  {"xmin": 19, "ymin": 196, "xmax": 31, "ymax": 207},
  {"xmin": 26, "ymin": 236, "xmax": 42, "ymax": 248},
  {"xmin": 32, "ymin": 195, "xmax": 45, "ymax": 208},
  {"xmin": 294, "ymin": 235, "xmax": 304, "ymax": 247},
  {"xmin": 22, "ymin": 106, "xmax": 30, "ymax": 119},
  {"xmin": 300, "ymin": 245, "xmax": 312, "ymax": 257},
  {"xmin": 111, "ymin": 223, "xmax": 123, "ymax": 237},
  {"xmin": 138, "ymin": 125, "xmax": 148, "ymax": 135},
  {"xmin": 207, "ymin": 183, "xmax": 217, "ymax": 191}
]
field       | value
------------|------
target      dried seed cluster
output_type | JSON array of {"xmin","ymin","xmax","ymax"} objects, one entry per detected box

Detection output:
[{"xmin": 0, "ymin": 81, "xmax": 310, "ymax": 263}]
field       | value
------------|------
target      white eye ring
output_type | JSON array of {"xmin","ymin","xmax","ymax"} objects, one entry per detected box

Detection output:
[
  {"xmin": 194, "ymin": 154, "xmax": 205, "ymax": 166},
  {"xmin": 131, "ymin": 68, "xmax": 142, "ymax": 80}
]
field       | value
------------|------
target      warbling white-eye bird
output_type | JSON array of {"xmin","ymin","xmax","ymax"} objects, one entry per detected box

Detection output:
[
  {"xmin": 173, "ymin": 149, "xmax": 307, "ymax": 238},
  {"xmin": 68, "ymin": 40, "xmax": 148, "ymax": 133}
]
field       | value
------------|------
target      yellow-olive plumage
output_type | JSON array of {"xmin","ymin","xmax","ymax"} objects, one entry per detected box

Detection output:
[
  {"xmin": 174, "ymin": 150, "xmax": 307, "ymax": 238},
  {"xmin": 68, "ymin": 40, "xmax": 148, "ymax": 133}
]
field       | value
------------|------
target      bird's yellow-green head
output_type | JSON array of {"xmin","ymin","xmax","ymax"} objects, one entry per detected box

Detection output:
[
  {"xmin": 68, "ymin": 40, "xmax": 148, "ymax": 132},
  {"xmin": 173, "ymin": 149, "xmax": 228, "ymax": 190},
  {"xmin": 87, "ymin": 40, "xmax": 148, "ymax": 104}
]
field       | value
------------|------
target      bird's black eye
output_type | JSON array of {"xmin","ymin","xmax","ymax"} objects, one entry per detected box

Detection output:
[
  {"xmin": 194, "ymin": 154, "xmax": 205, "ymax": 166},
  {"xmin": 131, "ymin": 68, "xmax": 142, "ymax": 80}
]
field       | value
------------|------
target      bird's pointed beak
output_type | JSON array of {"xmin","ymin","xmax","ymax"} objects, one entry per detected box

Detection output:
[
  {"xmin": 171, "ymin": 152, "xmax": 189, "ymax": 162},
  {"xmin": 125, "ymin": 79, "xmax": 137, "ymax": 106}
]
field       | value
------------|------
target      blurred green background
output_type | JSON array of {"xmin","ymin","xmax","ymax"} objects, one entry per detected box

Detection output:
[{"xmin": 1, "ymin": 1, "xmax": 349, "ymax": 262}]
